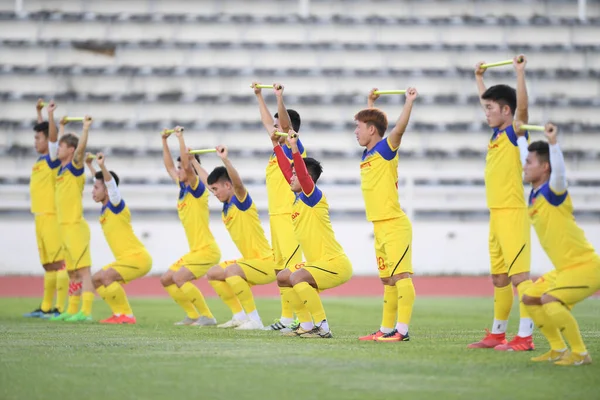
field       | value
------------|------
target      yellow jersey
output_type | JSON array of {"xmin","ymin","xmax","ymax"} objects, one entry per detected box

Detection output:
[
  {"xmin": 360, "ymin": 137, "xmax": 404, "ymax": 222},
  {"xmin": 100, "ymin": 200, "xmax": 147, "ymax": 259},
  {"xmin": 222, "ymin": 192, "xmax": 273, "ymax": 260},
  {"xmin": 177, "ymin": 179, "xmax": 218, "ymax": 251},
  {"xmin": 529, "ymin": 182, "xmax": 599, "ymax": 270},
  {"xmin": 30, "ymin": 154, "xmax": 61, "ymax": 214},
  {"xmin": 55, "ymin": 161, "xmax": 85, "ymax": 224},
  {"xmin": 266, "ymin": 141, "xmax": 306, "ymax": 216},
  {"xmin": 485, "ymin": 124, "xmax": 528, "ymax": 209},
  {"xmin": 291, "ymin": 186, "xmax": 345, "ymax": 262}
]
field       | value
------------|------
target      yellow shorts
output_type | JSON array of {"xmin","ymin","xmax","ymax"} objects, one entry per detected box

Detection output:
[
  {"xmin": 546, "ymin": 261, "xmax": 600, "ymax": 306},
  {"xmin": 489, "ymin": 208, "xmax": 531, "ymax": 276},
  {"xmin": 303, "ymin": 254, "xmax": 353, "ymax": 291},
  {"xmin": 525, "ymin": 270, "xmax": 557, "ymax": 298},
  {"xmin": 374, "ymin": 216, "xmax": 413, "ymax": 278},
  {"xmin": 103, "ymin": 251, "xmax": 153, "ymax": 284},
  {"xmin": 169, "ymin": 244, "xmax": 221, "ymax": 279},
  {"xmin": 219, "ymin": 257, "xmax": 277, "ymax": 286},
  {"xmin": 270, "ymin": 214, "xmax": 303, "ymax": 270},
  {"xmin": 61, "ymin": 220, "xmax": 92, "ymax": 271},
  {"xmin": 35, "ymin": 214, "xmax": 63, "ymax": 265}
]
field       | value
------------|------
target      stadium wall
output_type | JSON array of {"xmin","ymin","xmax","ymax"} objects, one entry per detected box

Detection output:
[{"xmin": 3, "ymin": 218, "xmax": 600, "ymax": 276}]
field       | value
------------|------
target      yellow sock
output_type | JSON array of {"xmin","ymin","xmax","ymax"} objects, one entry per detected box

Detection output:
[
  {"xmin": 66, "ymin": 295, "xmax": 80, "ymax": 314},
  {"xmin": 164, "ymin": 284, "xmax": 200, "ymax": 319},
  {"xmin": 81, "ymin": 292, "xmax": 94, "ymax": 316},
  {"xmin": 225, "ymin": 276, "xmax": 257, "ymax": 314},
  {"xmin": 525, "ymin": 304, "xmax": 567, "ymax": 351},
  {"xmin": 281, "ymin": 286, "xmax": 312, "ymax": 323},
  {"xmin": 181, "ymin": 282, "xmax": 213, "ymax": 318},
  {"xmin": 209, "ymin": 280, "xmax": 243, "ymax": 315},
  {"xmin": 96, "ymin": 285, "xmax": 116, "ymax": 314},
  {"xmin": 517, "ymin": 280, "xmax": 533, "ymax": 319},
  {"xmin": 396, "ymin": 278, "xmax": 416, "ymax": 326},
  {"xmin": 279, "ymin": 287, "xmax": 294, "ymax": 319},
  {"xmin": 54, "ymin": 269, "xmax": 69, "ymax": 312},
  {"xmin": 494, "ymin": 284, "xmax": 513, "ymax": 321},
  {"xmin": 381, "ymin": 285, "xmax": 398, "ymax": 330},
  {"xmin": 294, "ymin": 282, "xmax": 326, "ymax": 323},
  {"xmin": 544, "ymin": 302, "xmax": 587, "ymax": 354},
  {"xmin": 41, "ymin": 271, "xmax": 57, "ymax": 312},
  {"xmin": 104, "ymin": 282, "xmax": 132, "ymax": 315}
]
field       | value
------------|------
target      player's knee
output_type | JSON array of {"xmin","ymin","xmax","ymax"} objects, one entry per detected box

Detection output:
[
  {"xmin": 206, "ymin": 266, "xmax": 225, "ymax": 281},
  {"xmin": 521, "ymin": 294, "xmax": 541, "ymax": 306},
  {"xmin": 101, "ymin": 269, "xmax": 119, "ymax": 287},
  {"xmin": 511, "ymin": 272, "xmax": 530, "ymax": 287},
  {"xmin": 160, "ymin": 272, "xmax": 174, "ymax": 287},
  {"xmin": 91, "ymin": 272, "xmax": 104, "ymax": 288},
  {"xmin": 491, "ymin": 273, "xmax": 510, "ymax": 287},
  {"xmin": 276, "ymin": 269, "xmax": 292, "ymax": 287},
  {"xmin": 541, "ymin": 294, "xmax": 559, "ymax": 305},
  {"xmin": 289, "ymin": 269, "xmax": 309, "ymax": 286},
  {"xmin": 224, "ymin": 264, "xmax": 243, "ymax": 279},
  {"xmin": 172, "ymin": 270, "xmax": 192, "ymax": 287}
]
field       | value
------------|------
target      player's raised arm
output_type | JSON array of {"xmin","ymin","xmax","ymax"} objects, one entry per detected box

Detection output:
[
  {"xmin": 161, "ymin": 129, "xmax": 178, "ymax": 182},
  {"xmin": 514, "ymin": 54, "xmax": 529, "ymax": 124},
  {"xmin": 545, "ymin": 123, "xmax": 567, "ymax": 193},
  {"xmin": 367, "ymin": 88, "xmax": 380, "ymax": 108},
  {"xmin": 514, "ymin": 120, "xmax": 531, "ymax": 167},
  {"xmin": 252, "ymin": 82, "xmax": 276, "ymax": 135},
  {"xmin": 274, "ymin": 83, "xmax": 292, "ymax": 133},
  {"xmin": 174, "ymin": 126, "xmax": 198, "ymax": 187},
  {"xmin": 47, "ymin": 101, "xmax": 59, "ymax": 160},
  {"xmin": 288, "ymin": 131, "xmax": 314, "ymax": 195},
  {"xmin": 72, "ymin": 115, "xmax": 92, "ymax": 167},
  {"xmin": 84, "ymin": 152, "xmax": 97, "ymax": 177},
  {"xmin": 190, "ymin": 154, "xmax": 210, "ymax": 188},
  {"xmin": 388, "ymin": 88, "xmax": 418, "ymax": 150},
  {"xmin": 474, "ymin": 61, "xmax": 488, "ymax": 109},
  {"xmin": 36, "ymin": 98, "xmax": 44, "ymax": 123},
  {"xmin": 216, "ymin": 145, "xmax": 247, "ymax": 200},
  {"xmin": 96, "ymin": 152, "xmax": 122, "ymax": 205},
  {"xmin": 270, "ymin": 129, "xmax": 293, "ymax": 184}
]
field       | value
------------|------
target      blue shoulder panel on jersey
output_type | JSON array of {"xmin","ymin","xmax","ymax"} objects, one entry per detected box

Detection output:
[
  {"xmin": 101, "ymin": 199, "xmax": 126, "ymax": 215},
  {"xmin": 299, "ymin": 186, "xmax": 323, "ymax": 208},
  {"xmin": 188, "ymin": 180, "xmax": 206, "ymax": 199},
  {"xmin": 282, "ymin": 139, "xmax": 305, "ymax": 160},
  {"xmin": 231, "ymin": 192, "xmax": 253, "ymax": 212},
  {"xmin": 529, "ymin": 181, "xmax": 568, "ymax": 207},
  {"xmin": 362, "ymin": 137, "xmax": 396, "ymax": 161},
  {"xmin": 59, "ymin": 161, "xmax": 84, "ymax": 177},
  {"xmin": 178, "ymin": 182, "xmax": 186, "ymax": 200},
  {"xmin": 43, "ymin": 154, "xmax": 61, "ymax": 169}
]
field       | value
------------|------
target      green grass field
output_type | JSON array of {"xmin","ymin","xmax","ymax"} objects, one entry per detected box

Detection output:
[{"xmin": 1, "ymin": 297, "xmax": 599, "ymax": 400}]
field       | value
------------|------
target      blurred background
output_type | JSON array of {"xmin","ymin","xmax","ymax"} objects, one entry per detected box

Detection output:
[{"xmin": 0, "ymin": 0, "xmax": 599, "ymax": 276}]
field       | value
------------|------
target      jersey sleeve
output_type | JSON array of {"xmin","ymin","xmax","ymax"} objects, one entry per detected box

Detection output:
[
  {"xmin": 282, "ymin": 138, "xmax": 306, "ymax": 159},
  {"xmin": 232, "ymin": 192, "xmax": 253, "ymax": 211},
  {"xmin": 549, "ymin": 143, "xmax": 567, "ymax": 193},
  {"xmin": 376, "ymin": 137, "xmax": 397, "ymax": 160},
  {"xmin": 506, "ymin": 124, "xmax": 530, "ymax": 146},
  {"xmin": 292, "ymin": 151, "xmax": 315, "ymax": 196},
  {"xmin": 188, "ymin": 177, "xmax": 206, "ymax": 198},
  {"xmin": 105, "ymin": 178, "xmax": 122, "ymax": 205},
  {"xmin": 274, "ymin": 146, "xmax": 293, "ymax": 183},
  {"xmin": 300, "ymin": 186, "xmax": 323, "ymax": 207}
]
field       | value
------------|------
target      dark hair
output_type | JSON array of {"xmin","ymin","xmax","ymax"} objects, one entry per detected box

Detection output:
[
  {"xmin": 274, "ymin": 109, "xmax": 301, "ymax": 132},
  {"xmin": 58, "ymin": 133, "xmax": 79, "ymax": 149},
  {"xmin": 176, "ymin": 154, "xmax": 200, "ymax": 163},
  {"xmin": 33, "ymin": 121, "xmax": 49, "ymax": 137},
  {"xmin": 354, "ymin": 108, "xmax": 388, "ymax": 137},
  {"xmin": 94, "ymin": 170, "xmax": 120, "ymax": 186},
  {"xmin": 528, "ymin": 140, "xmax": 551, "ymax": 172},
  {"xmin": 481, "ymin": 84, "xmax": 517, "ymax": 116},
  {"xmin": 207, "ymin": 166, "xmax": 231, "ymax": 185},
  {"xmin": 303, "ymin": 157, "xmax": 323, "ymax": 183}
]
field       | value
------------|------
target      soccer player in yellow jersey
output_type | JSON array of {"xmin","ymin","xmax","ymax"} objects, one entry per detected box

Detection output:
[
  {"xmin": 272, "ymin": 130, "xmax": 352, "ymax": 338},
  {"xmin": 355, "ymin": 88, "xmax": 417, "ymax": 342},
  {"xmin": 252, "ymin": 82, "xmax": 305, "ymax": 331},
  {"xmin": 205, "ymin": 145, "xmax": 278, "ymax": 330},
  {"xmin": 49, "ymin": 113, "xmax": 95, "ymax": 322},
  {"xmin": 469, "ymin": 55, "xmax": 536, "ymax": 351},
  {"xmin": 159, "ymin": 127, "xmax": 221, "ymax": 326},
  {"xmin": 24, "ymin": 99, "xmax": 69, "ymax": 318},
  {"xmin": 85, "ymin": 153, "xmax": 152, "ymax": 324},
  {"xmin": 520, "ymin": 123, "xmax": 600, "ymax": 366}
]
